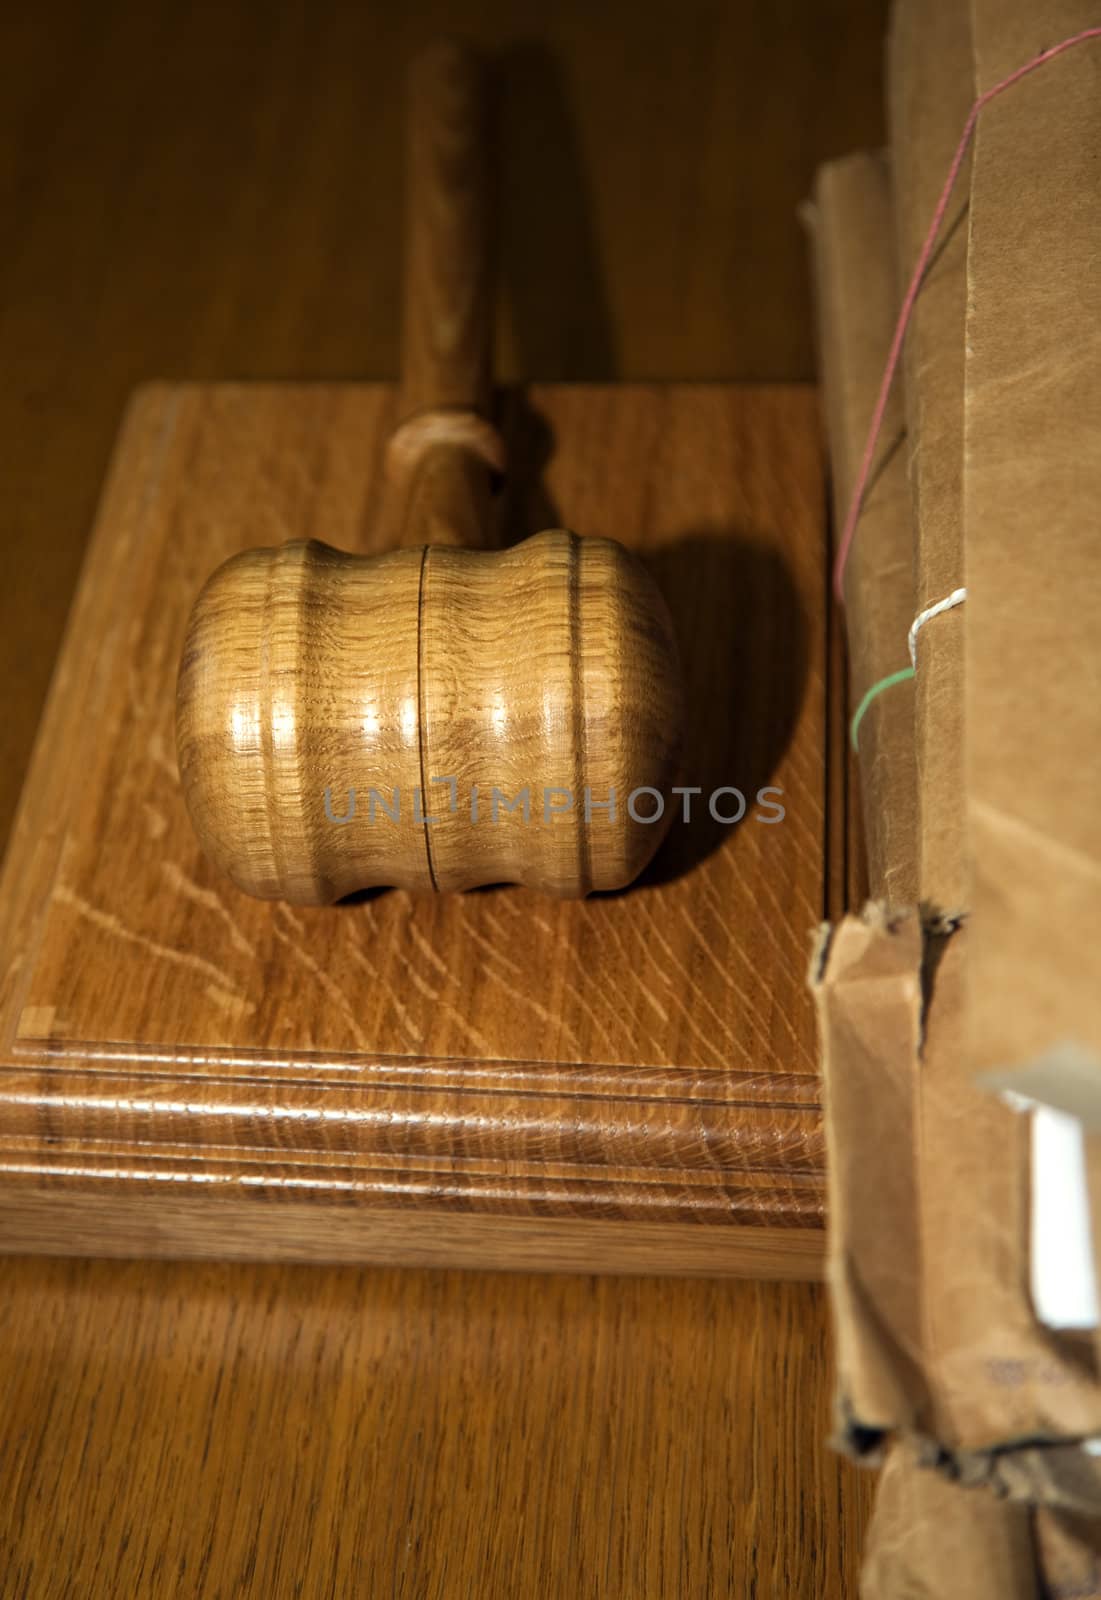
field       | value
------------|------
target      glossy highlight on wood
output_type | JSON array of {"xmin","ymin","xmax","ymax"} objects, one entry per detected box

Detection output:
[{"xmin": 178, "ymin": 530, "xmax": 682, "ymax": 900}]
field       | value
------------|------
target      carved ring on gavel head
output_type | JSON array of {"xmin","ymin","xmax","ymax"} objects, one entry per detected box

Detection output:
[{"xmin": 175, "ymin": 41, "xmax": 684, "ymax": 903}]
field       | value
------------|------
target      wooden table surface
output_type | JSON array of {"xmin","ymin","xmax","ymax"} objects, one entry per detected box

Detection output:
[
  {"xmin": 1, "ymin": 1, "xmax": 885, "ymax": 1593},
  {"xmin": 2, "ymin": 1261, "xmax": 865, "ymax": 1599}
]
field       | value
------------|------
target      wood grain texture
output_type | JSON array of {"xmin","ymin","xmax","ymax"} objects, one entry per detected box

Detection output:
[
  {"xmin": 399, "ymin": 41, "xmax": 496, "ymax": 423},
  {"xmin": 389, "ymin": 40, "xmax": 501, "ymax": 552},
  {"xmin": 0, "ymin": 1190, "xmax": 823, "ymax": 1280},
  {"xmin": 0, "ymin": 3, "xmax": 886, "ymax": 1587},
  {"xmin": 0, "ymin": 1257, "xmax": 871, "ymax": 1599},
  {"xmin": 0, "ymin": 383, "xmax": 826, "ymax": 1268},
  {"xmin": 176, "ymin": 528, "xmax": 684, "ymax": 900}
]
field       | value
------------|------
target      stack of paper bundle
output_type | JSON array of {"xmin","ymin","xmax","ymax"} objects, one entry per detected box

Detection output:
[{"xmin": 807, "ymin": 1, "xmax": 1101, "ymax": 1591}]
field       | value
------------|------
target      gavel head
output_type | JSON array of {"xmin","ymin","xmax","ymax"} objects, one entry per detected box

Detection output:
[{"xmin": 176, "ymin": 530, "xmax": 683, "ymax": 902}]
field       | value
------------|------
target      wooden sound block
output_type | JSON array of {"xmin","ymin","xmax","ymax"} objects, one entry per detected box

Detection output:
[{"xmin": 0, "ymin": 383, "xmax": 830, "ymax": 1278}]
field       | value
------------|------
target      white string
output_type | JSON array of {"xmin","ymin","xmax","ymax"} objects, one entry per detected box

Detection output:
[{"xmin": 907, "ymin": 586, "xmax": 967, "ymax": 669}]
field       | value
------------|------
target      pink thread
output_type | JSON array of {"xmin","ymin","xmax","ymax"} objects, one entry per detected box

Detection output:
[{"xmin": 832, "ymin": 25, "xmax": 1101, "ymax": 604}]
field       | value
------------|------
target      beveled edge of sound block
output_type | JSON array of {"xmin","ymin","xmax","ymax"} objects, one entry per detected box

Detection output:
[
  {"xmin": 0, "ymin": 1183, "xmax": 825, "ymax": 1280},
  {"xmin": 0, "ymin": 381, "xmax": 828, "ymax": 1278}
]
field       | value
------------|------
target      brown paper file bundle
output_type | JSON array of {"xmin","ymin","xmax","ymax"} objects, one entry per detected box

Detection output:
[
  {"xmin": 808, "ymin": 151, "xmax": 917, "ymax": 908},
  {"xmin": 812, "ymin": 911, "xmax": 1101, "ymax": 1597},
  {"xmin": 809, "ymin": 0, "xmax": 1101, "ymax": 1592}
]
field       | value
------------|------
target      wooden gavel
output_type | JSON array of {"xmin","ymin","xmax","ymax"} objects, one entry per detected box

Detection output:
[{"xmin": 177, "ymin": 42, "xmax": 683, "ymax": 902}]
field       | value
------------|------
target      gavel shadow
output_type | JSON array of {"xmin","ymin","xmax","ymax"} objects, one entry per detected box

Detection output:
[
  {"xmin": 493, "ymin": 44, "xmax": 807, "ymax": 887},
  {"xmin": 631, "ymin": 530, "xmax": 808, "ymax": 888},
  {"xmin": 495, "ymin": 390, "xmax": 810, "ymax": 892},
  {"xmin": 498, "ymin": 40, "xmax": 618, "ymax": 381}
]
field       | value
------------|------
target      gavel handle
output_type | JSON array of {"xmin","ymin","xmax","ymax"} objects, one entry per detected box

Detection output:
[{"xmin": 385, "ymin": 40, "xmax": 503, "ymax": 551}]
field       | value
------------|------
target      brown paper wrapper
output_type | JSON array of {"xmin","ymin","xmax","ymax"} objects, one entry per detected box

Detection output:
[
  {"xmin": 812, "ymin": 6, "xmax": 1101, "ymax": 1578},
  {"xmin": 859, "ymin": 1441, "xmax": 1101, "ymax": 1597},
  {"xmin": 810, "ymin": 152, "xmax": 918, "ymax": 905},
  {"xmin": 1034, "ymin": 1504, "xmax": 1101, "ymax": 1600},
  {"xmin": 812, "ymin": 911, "xmax": 1101, "ymax": 1470},
  {"xmin": 810, "ymin": 906, "xmax": 925, "ymax": 1446},
  {"xmin": 887, "ymin": 0, "xmax": 973, "ymax": 919},
  {"xmin": 918, "ymin": 928, "xmax": 1101, "ymax": 1454},
  {"xmin": 861, "ymin": 1438, "xmax": 1038, "ymax": 1600},
  {"xmin": 963, "ymin": 1, "xmax": 1101, "ymax": 1382},
  {"xmin": 1092, "ymin": 1133, "xmax": 1101, "ymax": 1375},
  {"xmin": 963, "ymin": 0, "xmax": 1101, "ymax": 1080}
]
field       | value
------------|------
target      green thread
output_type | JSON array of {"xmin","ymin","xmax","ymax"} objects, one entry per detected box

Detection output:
[{"xmin": 850, "ymin": 666, "xmax": 915, "ymax": 753}]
